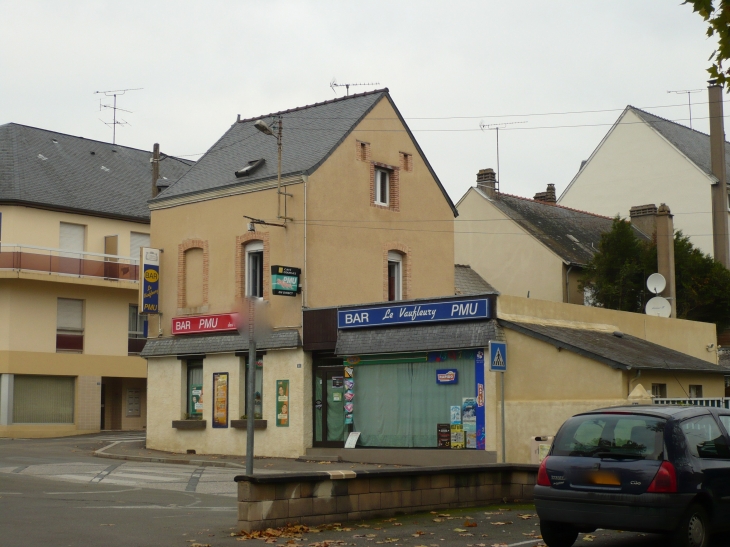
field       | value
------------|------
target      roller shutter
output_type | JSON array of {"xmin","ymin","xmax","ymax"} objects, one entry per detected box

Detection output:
[{"xmin": 13, "ymin": 375, "xmax": 75, "ymax": 424}]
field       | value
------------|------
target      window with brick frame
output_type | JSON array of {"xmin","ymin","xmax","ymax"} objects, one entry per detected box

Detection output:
[
  {"xmin": 387, "ymin": 251, "xmax": 403, "ymax": 301},
  {"xmin": 356, "ymin": 140, "xmax": 370, "ymax": 162},
  {"xmin": 400, "ymin": 152, "xmax": 413, "ymax": 172},
  {"xmin": 370, "ymin": 162, "xmax": 400, "ymax": 211},
  {"xmin": 245, "ymin": 241, "xmax": 264, "ymax": 298},
  {"xmin": 374, "ymin": 169, "xmax": 390, "ymax": 206}
]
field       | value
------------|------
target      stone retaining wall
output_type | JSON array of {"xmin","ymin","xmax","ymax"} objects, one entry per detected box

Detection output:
[{"xmin": 235, "ymin": 464, "xmax": 538, "ymax": 532}]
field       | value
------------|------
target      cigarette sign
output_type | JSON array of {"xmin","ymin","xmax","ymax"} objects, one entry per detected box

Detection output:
[
  {"xmin": 139, "ymin": 248, "xmax": 160, "ymax": 314},
  {"xmin": 172, "ymin": 313, "xmax": 239, "ymax": 335}
]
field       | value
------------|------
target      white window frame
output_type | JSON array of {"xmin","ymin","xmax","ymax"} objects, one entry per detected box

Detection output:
[
  {"xmin": 245, "ymin": 241, "xmax": 264, "ymax": 298},
  {"xmin": 375, "ymin": 169, "xmax": 390, "ymax": 206},
  {"xmin": 387, "ymin": 251, "xmax": 402, "ymax": 301}
]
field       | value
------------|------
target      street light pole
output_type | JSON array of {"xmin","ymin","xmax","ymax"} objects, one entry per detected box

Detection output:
[{"xmin": 245, "ymin": 299, "xmax": 256, "ymax": 475}]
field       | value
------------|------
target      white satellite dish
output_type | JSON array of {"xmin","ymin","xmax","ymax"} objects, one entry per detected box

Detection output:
[
  {"xmin": 646, "ymin": 273, "xmax": 666, "ymax": 295},
  {"xmin": 646, "ymin": 296, "xmax": 671, "ymax": 318}
]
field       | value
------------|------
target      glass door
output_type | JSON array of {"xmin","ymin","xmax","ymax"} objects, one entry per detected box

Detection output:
[{"xmin": 314, "ymin": 365, "xmax": 348, "ymax": 447}]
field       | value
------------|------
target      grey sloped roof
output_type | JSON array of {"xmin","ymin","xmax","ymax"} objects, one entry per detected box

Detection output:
[
  {"xmin": 141, "ymin": 329, "xmax": 301, "ymax": 358},
  {"xmin": 335, "ymin": 320, "xmax": 504, "ymax": 356},
  {"xmin": 455, "ymin": 264, "xmax": 498, "ymax": 295},
  {"xmin": 0, "ymin": 123, "xmax": 194, "ymax": 221},
  {"xmin": 487, "ymin": 191, "xmax": 648, "ymax": 266},
  {"xmin": 152, "ymin": 89, "xmax": 457, "ymax": 215},
  {"xmin": 630, "ymin": 106, "xmax": 730, "ymax": 180},
  {"xmin": 500, "ymin": 320, "xmax": 724, "ymax": 374}
]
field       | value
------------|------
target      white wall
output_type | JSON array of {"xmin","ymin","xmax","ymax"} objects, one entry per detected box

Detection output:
[{"xmin": 559, "ymin": 109, "xmax": 716, "ymax": 256}]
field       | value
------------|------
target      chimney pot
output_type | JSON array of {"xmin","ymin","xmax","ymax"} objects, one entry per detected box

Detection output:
[
  {"xmin": 534, "ymin": 183, "xmax": 557, "ymax": 203},
  {"xmin": 629, "ymin": 204, "xmax": 658, "ymax": 238}
]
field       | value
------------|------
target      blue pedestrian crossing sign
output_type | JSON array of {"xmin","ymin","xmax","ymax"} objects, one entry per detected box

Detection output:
[{"xmin": 489, "ymin": 341, "xmax": 507, "ymax": 372}]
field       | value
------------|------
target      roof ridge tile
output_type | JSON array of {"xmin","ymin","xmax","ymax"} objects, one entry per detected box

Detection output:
[{"xmin": 496, "ymin": 191, "xmax": 614, "ymax": 220}]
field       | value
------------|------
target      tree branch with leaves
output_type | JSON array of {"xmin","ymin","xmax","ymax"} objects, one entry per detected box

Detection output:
[{"xmin": 684, "ymin": 0, "xmax": 730, "ymax": 88}]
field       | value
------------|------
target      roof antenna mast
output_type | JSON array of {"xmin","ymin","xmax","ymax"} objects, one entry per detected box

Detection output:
[
  {"xmin": 667, "ymin": 89, "xmax": 702, "ymax": 129},
  {"xmin": 479, "ymin": 121, "xmax": 527, "ymax": 189},
  {"xmin": 94, "ymin": 88, "xmax": 143, "ymax": 144},
  {"xmin": 330, "ymin": 78, "xmax": 380, "ymax": 96}
]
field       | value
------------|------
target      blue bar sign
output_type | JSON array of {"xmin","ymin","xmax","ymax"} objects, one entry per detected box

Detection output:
[
  {"xmin": 338, "ymin": 298, "xmax": 490, "ymax": 329},
  {"xmin": 140, "ymin": 247, "xmax": 160, "ymax": 315}
]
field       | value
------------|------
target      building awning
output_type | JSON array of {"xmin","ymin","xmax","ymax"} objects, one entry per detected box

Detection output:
[
  {"xmin": 500, "ymin": 319, "xmax": 724, "ymax": 374},
  {"xmin": 335, "ymin": 320, "xmax": 503, "ymax": 356},
  {"xmin": 141, "ymin": 329, "xmax": 301, "ymax": 358}
]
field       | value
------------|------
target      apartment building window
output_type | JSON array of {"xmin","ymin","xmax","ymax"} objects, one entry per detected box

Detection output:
[
  {"xmin": 130, "ymin": 232, "xmax": 150, "ymax": 260},
  {"xmin": 651, "ymin": 384, "xmax": 667, "ymax": 399},
  {"xmin": 128, "ymin": 305, "xmax": 147, "ymax": 355},
  {"xmin": 56, "ymin": 298, "xmax": 84, "ymax": 353},
  {"xmin": 375, "ymin": 169, "xmax": 390, "ymax": 206},
  {"xmin": 689, "ymin": 385, "xmax": 704, "ymax": 398},
  {"xmin": 387, "ymin": 251, "xmax": 403, "ymax": 301},
  {"xmin": 187, "ymin": 360, "xmax": 204, "ymax": 419},
  {"xmin": 59, "ymin": 222, "xmax": 85, "ymax": 256},
  {"xmin": 246, "ymin": 241, "xmax": 264, "ymax": 298}
]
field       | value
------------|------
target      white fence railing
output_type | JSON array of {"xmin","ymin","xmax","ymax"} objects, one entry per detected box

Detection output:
[{"xmin": 653, "ymin": 397, "xmax": 730, "ymax": 409}]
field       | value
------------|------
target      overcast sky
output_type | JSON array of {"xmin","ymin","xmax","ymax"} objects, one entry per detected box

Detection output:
[{"xmin": 0, "ymin": 1, "xmax": 719, "ymax": 205}]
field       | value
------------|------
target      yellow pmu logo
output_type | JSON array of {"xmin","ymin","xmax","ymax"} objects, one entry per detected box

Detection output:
[{"xmin": 144, "ymin": 269, "xmax": 159, "ymax": 283}]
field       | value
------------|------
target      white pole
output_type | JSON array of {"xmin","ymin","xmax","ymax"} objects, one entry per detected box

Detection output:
[{"xmin": 501, "ymin": 371, "xmax": 506, "ymax": 463}]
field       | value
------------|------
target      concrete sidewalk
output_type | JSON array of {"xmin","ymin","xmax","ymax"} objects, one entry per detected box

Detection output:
[{"xmin": 94, "ymin": 439, "xmax": 411, "ymax": 472}]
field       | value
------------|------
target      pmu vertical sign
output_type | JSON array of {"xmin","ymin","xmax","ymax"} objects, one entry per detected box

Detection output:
[{"xmin": 140, "ymin": 247, "xmax": 160, "ymax": 314}]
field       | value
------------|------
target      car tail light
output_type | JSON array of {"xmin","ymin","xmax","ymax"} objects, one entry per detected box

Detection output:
[
  {"xmin": 646, "ymin": 461, "xmax": 677, "ymax": 493},
  {"xmin": 536, "ymin": 456, "xmax": 551, "ymax": 486}
]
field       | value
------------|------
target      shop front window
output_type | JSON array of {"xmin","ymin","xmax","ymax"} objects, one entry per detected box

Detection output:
[{"xmin": 187, "ymin": 361, "xmax": 203, "ymax": 419}]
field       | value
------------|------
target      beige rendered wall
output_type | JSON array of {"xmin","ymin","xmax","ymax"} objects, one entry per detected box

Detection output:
[
  {"xmin": 0, "ymin": 205, "xmax": 149, "ymax": 257},
  {"xmin": 455, "ymin": 189, "xmax": 565, "ymax": 302},
  {"xmin": 148, "ymin": 96, "xmax": 455, "ymax": 337},
  {"xmin": 558, "ymin": 109, "xmax": 715, "ymax": 256},
  {"xmin": 498, "ymin": 294, "xmax": 718, "ymax": 364},
  {"xmin": 146, "ymin": 348, "xmax": 312, "ymax": 458},
  {"xmin": 0, "ymin": 279, "xmax": 139, "ymax": 356}
]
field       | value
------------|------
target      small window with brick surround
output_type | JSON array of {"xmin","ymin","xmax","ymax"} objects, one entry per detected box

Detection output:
[
  {"xmin": 246, "ymin": 241, "xmax": 264, "ymax": 298},
  {"xmin": 357, "ymin": 141, "xmax": 370, "ymax": 161},
  {"xmin": 375, "ymin": 169, "xmax": 390, "ymax": 206},
  {"xmin": 387, "ymin": 252, "xmax": 402, "ymax": 301}
]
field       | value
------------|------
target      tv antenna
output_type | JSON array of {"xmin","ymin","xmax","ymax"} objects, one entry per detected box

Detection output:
[
  {"xmin": 479, "ymin": 120, "xmax": 527, "ymax": 186},
  {"xmin": 667, "ymin": 89, "xmax": 702, "ymax": 129},
  {"xmin": 330, "ymin": 78, "xmax": 380, "ymax": 96},
  {"xmin": 94, "ymin": 87, "xmax": 142, "ymax": 144}
]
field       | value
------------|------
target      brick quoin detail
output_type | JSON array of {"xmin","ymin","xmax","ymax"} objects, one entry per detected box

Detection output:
[
  {"xmin": 356, "ymin": 140, "xmax": 371, "ymax": 162},
  {"xmin": 178, "ymin": 239, "xmax": 209, "ymax": 309},
  {"xmin": 383, "ymin": 242, "xmax": 411, "ymax": 301},
  {"xmin": 235, "ymin": 232, "xmax": 271, "ymax": 301},
  {"xmin": 399, "ymin": 152, "xmax": 413, "ymax": 172},
  {"xmin": 370, "ymin": 161, "xmax": 400, "ymax": 212}
]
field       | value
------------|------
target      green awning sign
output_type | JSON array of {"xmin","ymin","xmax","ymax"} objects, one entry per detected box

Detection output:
[{"xmin": 271, "ymin": 265, "xmax": 301, "ymax": 297}]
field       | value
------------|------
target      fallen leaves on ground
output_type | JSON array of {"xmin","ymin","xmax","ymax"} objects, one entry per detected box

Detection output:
[
  {"xmin": 236, "ymin": 525, "xmax": 313, "ymax": 541},
  {"xmin": 453, "ymin": 529, "xmax": 468, "ymax": 533},
  {"xmin": 459, "ymin": 533, "xmax": 474, "ymax": 537},
  {"xmin": 489, "ymin": 522, "xmax": 512, "ymax": 526},
  {"xmin": 582, "ymin": 535, "xmax": 597, "ymax": 542},
  {"xmin": 464, "ymin": 520, "xmax": 477, "ymax": 528},
  {"xmin": 517, "ymin": 514, "xmax": 535, "ymax": 520},
  {"xmin": 392, "ymin": 523, "xmax": 402, "ymax": 527},
  {"xmin": 411, "ymin": 532, "xmax": 425, "ymax": 537},
  {"xmin": 190, "ymin": 544, "xmax": 212, "ymax": 547},
  {"xmin": 431, "ymin": 519, "xmax": 444, "ymax": 523}
]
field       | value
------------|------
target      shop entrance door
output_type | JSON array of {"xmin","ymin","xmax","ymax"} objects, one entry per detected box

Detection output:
[{"xmin": 313, "ymin": 366, "xmax": 348, "ymax": 447}]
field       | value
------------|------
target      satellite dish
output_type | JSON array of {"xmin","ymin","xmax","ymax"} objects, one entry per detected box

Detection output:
[
  {"xmin": 646, "ymin": 296, "xmax": 671, "ymax": 318},
  {"xmin": 646, "ymin": 273, "xmax": 666, "ymax": 295}
]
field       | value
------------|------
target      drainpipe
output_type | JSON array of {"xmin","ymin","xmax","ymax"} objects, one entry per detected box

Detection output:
[{"xmin": 565, "ymin": 265, "xmax": 573, "ymax": 303}]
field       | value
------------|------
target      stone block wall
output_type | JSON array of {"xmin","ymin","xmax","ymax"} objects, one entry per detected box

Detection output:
[{"xmin": 236, "ymin": 465, "xmax": 537, "ymax": 532}]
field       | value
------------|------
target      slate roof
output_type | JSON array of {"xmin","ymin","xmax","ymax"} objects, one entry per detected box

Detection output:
[
  {"xmin": 335, "ymin": 320, "xmax": 503, "ymax": 356},
  {"xmin": 140, "ymin": 329, "xmax": 301, "ymax": 358},
  {"xmin": 152, "ymin": 89, "xmax": 457, "ymax": 215},
  {"xmin": 482, "ymin": 189, "xmax": 648, "ymax": 266},
  {"xmin": 0, "ymin": 123, "xmax": 193, "ymax": 222},
  {"xmin": 454, "ymin": 264, "xmax": 499, "ymax": 295},
  {"xmin": 500, "ymin": 319, "xmax": 725, "ymax": 374},
  {"xmin": 629, "ymin": 106, "xmax": 730, "ymax": 181}
]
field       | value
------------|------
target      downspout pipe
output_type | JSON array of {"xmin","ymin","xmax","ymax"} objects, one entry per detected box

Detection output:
[{"xmin": 565, "ymin": 264, "xmax": 573, "ymax": 303}]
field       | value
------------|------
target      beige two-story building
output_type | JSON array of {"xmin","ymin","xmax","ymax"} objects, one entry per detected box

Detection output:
[{"xmin": 0, "ymin": 123, "xmax": 192, "ymax": 437}]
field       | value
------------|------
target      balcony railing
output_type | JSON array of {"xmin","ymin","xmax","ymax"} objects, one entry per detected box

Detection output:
[
  {"xmin": 653, "ymin": 397, "xmax": 730, "ymax": 409},
  {"xmin": 0, "ymin": 243, "xmax": 139, "ymax": 282}
]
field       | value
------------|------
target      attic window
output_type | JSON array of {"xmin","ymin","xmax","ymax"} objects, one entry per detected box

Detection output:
[
  {"xmin": 101, "ymin": 166, "xmax": 110, "ymax": 172},
  {"xmin": 37, "ymin": 154, "xmax": 48, "ymax": 161},
  {"xmin": 235, "ymin": 158, "xmax": 265, "ymax": 178},
  {"xmin": 51, "ymin": 139, "xmax": 58, "ymax": 144}
]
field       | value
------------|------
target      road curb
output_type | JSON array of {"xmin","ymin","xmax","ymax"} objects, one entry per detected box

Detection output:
[{"xmin": 94, "ymin": 440, "xmax": 246, "ymax": 469}]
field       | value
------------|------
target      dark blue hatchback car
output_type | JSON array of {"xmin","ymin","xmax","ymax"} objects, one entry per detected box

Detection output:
[{"xmin": 534, "ymin": 405, "xmax": 730, "ymax": 547}]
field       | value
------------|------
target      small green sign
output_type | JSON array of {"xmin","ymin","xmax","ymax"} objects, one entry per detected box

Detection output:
[
  {"xmin": 271, "ymin": 265, "xmax": 301, "ymax": 297},
  {"xmin": 189, "ymin": 384, "xmax": 203, "ymax": 417}
]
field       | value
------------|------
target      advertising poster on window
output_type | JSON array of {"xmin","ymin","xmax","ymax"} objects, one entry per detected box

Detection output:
[
  {"xmin": 139, "ymin": 247, "xmax": 160, "ymax": 314},
  {"xmin": 212, "ymin": 373, "xmax": 229, "ymax": 428},
  {"xmin": 276, "ymin": 380, "xmax": 289, "ymax": 427},
  {"xmin": 462, "ymin": 397, "xmax": 477, "ymax": 449},
  {"xmin": 190, "ymin": 384, "xmax": 203, "ymax": 417}
]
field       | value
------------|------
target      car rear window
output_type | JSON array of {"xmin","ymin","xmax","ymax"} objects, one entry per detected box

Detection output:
[{"xmin": 552, "ymin": 413, "xmax": 666, "ymax": 460}]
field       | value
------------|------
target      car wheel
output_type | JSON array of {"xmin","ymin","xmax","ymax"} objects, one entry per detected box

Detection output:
[
  {"xmin": 539, "ymin": 521, "xmax": 578, "ymax": 547},
  {"xmin": 671, "ymin": 503, "xmax": 709, "ymax": 547}
]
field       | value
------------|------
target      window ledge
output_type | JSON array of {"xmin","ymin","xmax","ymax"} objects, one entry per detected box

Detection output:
[
  {"xmin": 231, "ymin": 419, "xmax": 267, "ymax": 430},
  {"xmin": 172, "ymin": 420, "xmax": 207, "ymax": 430}
]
